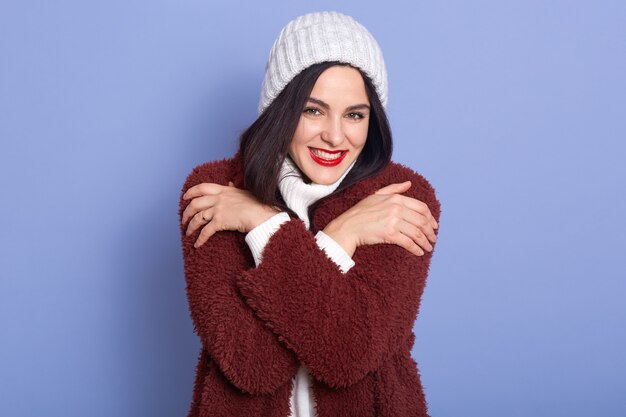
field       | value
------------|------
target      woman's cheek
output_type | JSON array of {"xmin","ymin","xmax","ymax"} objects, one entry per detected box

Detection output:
[
  {"xmin": 302, "ymin": 120, "xmax": 323, "ymax": 139},
  {"xmin": 349, "ymin": 124, "xmax": 369, "ymax": 147}
]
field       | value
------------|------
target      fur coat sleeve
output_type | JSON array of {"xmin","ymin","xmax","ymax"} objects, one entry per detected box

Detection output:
[{"xmin": 178, "ymin": 155, "xmax": 299, "ymax": 396}]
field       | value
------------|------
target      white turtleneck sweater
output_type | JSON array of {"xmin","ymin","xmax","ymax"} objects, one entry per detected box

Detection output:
[{"xmin": 244, "ymin": 156, "xmax": 356, "ymax": 417}]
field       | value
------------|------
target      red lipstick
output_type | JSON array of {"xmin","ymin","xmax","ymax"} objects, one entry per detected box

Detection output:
[{"xmin": 308, "ymin": 147, "xmax": 348, "ymax": 167}]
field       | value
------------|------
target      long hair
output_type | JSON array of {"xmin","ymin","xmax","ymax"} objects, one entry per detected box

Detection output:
[{"xmin": 239, "ymin": 61, "xmax": 393, "ymax": 218}]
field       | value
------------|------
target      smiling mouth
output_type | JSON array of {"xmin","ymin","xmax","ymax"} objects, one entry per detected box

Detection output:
[{"xmin": 308, "ymin": 147, "xmax": 348, "ymax": 166}]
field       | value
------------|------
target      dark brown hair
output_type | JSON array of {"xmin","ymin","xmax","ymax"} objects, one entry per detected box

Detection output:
[{"xmin": 239, "ymin": 61, "xmax": 393, "ymax": 220}]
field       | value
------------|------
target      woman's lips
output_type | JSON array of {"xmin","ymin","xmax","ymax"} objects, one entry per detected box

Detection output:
[{"xmin": 308, "ymin": 147, "xmax": 348, "ymax": 167}]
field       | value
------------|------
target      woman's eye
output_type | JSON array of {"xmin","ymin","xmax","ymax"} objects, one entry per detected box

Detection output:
[
  {"xmin": 347, "ymin": 112, "xmax": 365, "ymax": 120},
  {"xmin": 303, "ymin": 107, "xmax": 321, "ymax": 115}
]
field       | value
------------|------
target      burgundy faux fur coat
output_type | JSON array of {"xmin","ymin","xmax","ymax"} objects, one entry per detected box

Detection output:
[{"xmin": 178, "ymin": 151, "xmax": 441, "ymax": 417}]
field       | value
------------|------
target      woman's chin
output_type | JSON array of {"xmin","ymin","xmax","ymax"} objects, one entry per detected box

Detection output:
[{"xmin": 306, "ymin": 169, "xmax": 346, "ymax": 185}]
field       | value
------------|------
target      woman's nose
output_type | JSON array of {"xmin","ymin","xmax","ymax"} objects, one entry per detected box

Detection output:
[{"xmin": 320, "ymin": 117, "xmax": 345, "ymax": 147}]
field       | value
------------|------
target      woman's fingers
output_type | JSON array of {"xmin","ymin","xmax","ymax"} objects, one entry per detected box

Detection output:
[
  {"xmin": 194, "ymin": 221, "xmax": 219, "ymax": 248},
  {"xmin": 400, "ymin": 204, "xmax": 437, "ymax": 245},
  {"xmin": 182, "ymin": 180, "xmax": 274, "ymax": 248},
  {"xmin": 182, "ymin": 195, "xmax": 217, "ymax": 225},
  {"xmin": 182, "ymin": 182, "xmax": 224, "ymax": 200},
  {"xmin": 392, "ymin": 231, "xmax": 424, "ymax": 257},
  {"xmin": 186, "ymin": 208, "xmax": 214, "ymax": 237},
  {"xmin": 374, "ymin": 183, "xmax": 438, "ymax": 231},
  {"xmin": 382, "ymin": 221, "xmax": 430, "ymax": 257},
  {"xmin": 397, "ymin": 195, "xmax": 439, "ymax": 233},
  {"xmin": 374, "ymin": 181, "xmax": 411, "ymax": 195},
  {"xmin": 400, "ymin": 219, "xmax": 433, "ymax": 253}
]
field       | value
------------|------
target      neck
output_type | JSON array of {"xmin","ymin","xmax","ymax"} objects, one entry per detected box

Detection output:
[{"xmin": 278, "ymin": 156, "xmax": 355, "ymax": 228}]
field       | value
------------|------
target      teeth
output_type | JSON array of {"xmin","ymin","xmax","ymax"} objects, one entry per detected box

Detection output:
[{"xmin": 311, "ymin": 148, "xmax": 344, "ymax": 160}]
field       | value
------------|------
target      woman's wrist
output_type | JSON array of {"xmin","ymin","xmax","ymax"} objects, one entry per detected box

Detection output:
[
  {"xmin": 322, "ymin": 219, "xmax": 357, "ymax": 257},
  {"xmin": 247, "ymin": 205, "xmax": 281, "ymax": 232}
]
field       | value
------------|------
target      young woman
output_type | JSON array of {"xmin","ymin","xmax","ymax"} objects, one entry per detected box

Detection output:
[{"xmin": 179, "ymin": 11, "xmax": 441, "ymax": 417}]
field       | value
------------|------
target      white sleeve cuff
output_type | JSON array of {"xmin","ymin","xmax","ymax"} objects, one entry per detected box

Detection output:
[
  {"xmin": 245, "ymin": 212, "xmax": 291, "ymax": 266},
  {"xmin": 315, "ymin": 231, "xmax": 355, "ymax": 274}
]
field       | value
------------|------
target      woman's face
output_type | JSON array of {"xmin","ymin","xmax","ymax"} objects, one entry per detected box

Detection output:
[{"xmin": 288, "ymin": 65, "xmax": 370, "ymax": 185}]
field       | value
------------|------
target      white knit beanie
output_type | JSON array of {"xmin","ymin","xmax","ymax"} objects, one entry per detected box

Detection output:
[{"xmin": 258, "ymin": 11, "xmax": 388, "ymax": 115}]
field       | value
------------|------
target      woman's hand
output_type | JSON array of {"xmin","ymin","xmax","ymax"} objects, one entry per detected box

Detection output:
[
  {"xmin": 182, "ymin": 182, "xmax": 280, "ymax": 248},
  {"xmin": 322, "ymin": 181, "xmax": 438, "ymax": 257}
]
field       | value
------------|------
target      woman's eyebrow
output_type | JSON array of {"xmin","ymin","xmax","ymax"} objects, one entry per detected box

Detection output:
[
  {"xmin": 307, "ymin": 97, "xmax": 370, "ymax": 111},
  {"xmin": 346, "ymin": 103, "xmax": 371, "ymax": 111}
]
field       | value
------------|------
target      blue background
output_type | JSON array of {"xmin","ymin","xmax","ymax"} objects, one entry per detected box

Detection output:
[{"xmin": 1, "ymin": 1, "xmax": 625, "ymax": 416}]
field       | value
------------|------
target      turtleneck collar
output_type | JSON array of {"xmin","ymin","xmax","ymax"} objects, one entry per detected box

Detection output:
[{"xmin": 278, "ymin": 156, "xmax": 356, "ymax": 229}]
